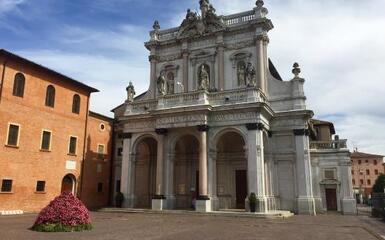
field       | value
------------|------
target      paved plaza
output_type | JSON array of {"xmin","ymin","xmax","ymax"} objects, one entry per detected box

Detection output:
[{"xmin": 0, "ymin": 211, "xmax": 384, "ymax": 240}]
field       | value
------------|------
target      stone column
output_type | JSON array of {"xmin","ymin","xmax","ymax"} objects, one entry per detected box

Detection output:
[
  {"xmin": 120, "ymin": 133, "xmax": 134, "ymax": 208},
  {"xmin": 196, "ymin": 125, "xmax": 211, "ymax": 212},
  {"xmin": 255, "ymin": 35, "xmax": 267, "ymax": 93},
  {"xmin": 246, "ymin": 123, "xmax": 267, "ymax": 212},
  {"xmin": 152, "ymin": 128, "xmax": 167, "ymax": 210},
  {"xmin": 182, "ymin": 50, "xmax": 189, "ymax": 92},
  {"xmin": 293, "ymin": 129, "xmax": 316, "ymax": 215},
  {"xmin": 164, "ymin": 152, "xmax": 176, "ymax": 209},
  {"xmin": 218, "ymin": 42, "xmax": 225, "ymax": 91},
  {"xmin": 339, "ymin": 158, "xmax": 357, "ymax": 214},
  {"xmin": 149, "ymin": 54, "xmax": 158, "ymax": 98}
]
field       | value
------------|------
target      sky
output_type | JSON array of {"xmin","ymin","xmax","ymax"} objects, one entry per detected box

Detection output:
[{"xmin": 0, "ymin": 0, "xmax": 384, "ymax": 155}]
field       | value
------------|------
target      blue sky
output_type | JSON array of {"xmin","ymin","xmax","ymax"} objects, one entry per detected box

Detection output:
[{"xmin": 1, "ymin": 0, "xmax": 385, "ymax": 155}]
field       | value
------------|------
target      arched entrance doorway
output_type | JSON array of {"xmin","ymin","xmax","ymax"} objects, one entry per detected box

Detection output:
[
  {"xmin": 133, "ymin": 137, "xmax": 157, "ymax": 208},
  {"xmin": 174, "ymin": 134, "xmax": 200, "ymax": 209},
  {"xmin": 61, "ymin": 174, "xmax": 76, "ymax": 194},
  {"xmin": 216, "ymin": 131, "xmax": 247, "ymax": 210}
]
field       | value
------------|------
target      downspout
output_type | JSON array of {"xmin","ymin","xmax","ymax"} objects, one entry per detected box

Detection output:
[
  {"xmin": 107, "ymin": 120, "xmax": 116, "ymax": 206},
  {"xmin": 0, "ymin": 60, "xmax": 7, "ymax": 103},
  {"xmin": 79, "ymin": 93, "xmax": 91, "ymax": 200}
]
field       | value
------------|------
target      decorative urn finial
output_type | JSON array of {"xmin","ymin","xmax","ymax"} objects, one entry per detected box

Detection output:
[
  {"xmin": 126, "ymin": 81, "xmax": 136, "ymax": 103},
  {"xmin": 292, "ymin": 62, "xmax": 301, "ymax": 78}
]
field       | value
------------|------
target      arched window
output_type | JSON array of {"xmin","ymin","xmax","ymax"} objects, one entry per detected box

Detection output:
[
  {"xmin": 45, "ymin": 85, "xmax": 55, "ymax": 108},
  {"xmin": 72, "ymin": 94, "xmax": 80, "ymax": 114},
  {"xmin": 13, "ymin": 73, "xmax": 25, "ymax": 97}
]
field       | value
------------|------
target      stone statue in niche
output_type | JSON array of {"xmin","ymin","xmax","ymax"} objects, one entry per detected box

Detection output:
[
  {"xmin": 126, "ymin": 81, "xmax": 135, "ymax": 103},
  {"xmin": 237, "ymin": 62, "xmax": 246, "ymax": 86},
  {"xmin": 245, "ymin": 62, "xmax": 256, "ymax": 87},
  {"xmin": 198, "ymin": 65, "xmax": 210, "ymax": 90},
  {"xmin": 157, "ymin": 71, "xmax": 167, "ymax": 95},
  {"xmin": 167, "ymin": 72, "xmax": 175, "ymax": 94}
]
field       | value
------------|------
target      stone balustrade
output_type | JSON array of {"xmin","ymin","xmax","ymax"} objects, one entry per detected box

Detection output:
[
  {"xmin": 222, "ymin": 10, "xmax": 256, "ymax": 26},
  {"xmin": 125, "ymin": 87, "xmax": 266, "ymax": 115},
  {"xmin": 310, "ymin": 140, "xmax": 348, "ymax": 150}
]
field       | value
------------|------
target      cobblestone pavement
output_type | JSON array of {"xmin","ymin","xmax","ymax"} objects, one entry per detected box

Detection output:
[{"xmin": 0, "ymin": 211, "xmax": 384, "ymax": 240}]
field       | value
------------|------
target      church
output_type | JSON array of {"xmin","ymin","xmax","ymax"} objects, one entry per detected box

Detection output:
[{"xmin": 112, "ymin": 0, "xmax": 357, "ymax": 215}]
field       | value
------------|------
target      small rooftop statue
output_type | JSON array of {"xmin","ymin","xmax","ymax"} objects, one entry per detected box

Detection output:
[
  {"xmin": 153, "ymin": 20, "xmax": 160, "ymax": 31},
  {"xmin": 256, "ymin": 0, "xmax": 264, "ymax": 7},
  {"xmin": 126, "ymin": 82, "xmax": 136, "ymax": 103},
  {"xmin": 292, "ymin": 63, "xmax": 301, "ymax": 78},
  {"xmin": 255, "ymin": 0, "xmax": 268, "ymax": 18}
]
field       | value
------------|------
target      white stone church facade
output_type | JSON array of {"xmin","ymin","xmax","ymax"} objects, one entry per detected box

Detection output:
[{"xmin": 112, "ymin": 0, "xmax": 356, "ymax": 215}]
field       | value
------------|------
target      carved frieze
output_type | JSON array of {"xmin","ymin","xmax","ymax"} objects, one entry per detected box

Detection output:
[
  {"xmin": 125, "ymin": 120, "xmax": 156, "ymax": 131},
  {"xmin": 158, "ymin": 53, "xmax": 182, "ymax": 62},
  {"xmin": 156, "ymin": 114, "xmax": 207, "ymax": 128},
  {"xmin": 210, "ymin": 112, "xmax": 259, "ymax": 123},
  {"xmin": 225, "ymin": 39, "xmax": 255, "ymax": 50}
]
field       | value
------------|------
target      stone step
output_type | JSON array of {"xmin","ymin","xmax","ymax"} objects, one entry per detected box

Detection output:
[{"xmin": 98, "ymin": 208, "xmax": 294, "ymax": 219}]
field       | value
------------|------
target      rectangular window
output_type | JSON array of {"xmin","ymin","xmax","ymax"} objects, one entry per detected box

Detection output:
[
  {"xmin": 36, "ymin": 181, "xmax": 46, "ymax": 192},
  {"xmin": 116, "ymin": 180, "xmax": 121, "ymax": 192},
  {"xmin": 366, "ymin": 169, "xmax": 370, "ymax": 175},
  {"xmin": 375, "ymin": 169, "xmax": 379, "ymax": 175},
  {"xmin": 41, "ymin": 130, "xmax": 52, "ymax": 151},
  {"xmin": 351, "ymin": 170, "xmax": 354, "ymax": 175},
  {"xmin": 367, "ymin": 179, "xmax": 371, "ymax": 185},
  {"xmin": 68, "ymin": 136, "xmax": 77, "ymax": 154},
  {"xmin": 1, "ymin": 179, "xmax": 13, "ymax": 192},
  {"xmin": 358, "ymin": 160, "xmax": 362, "ymax": 164},
  {"xmin": 352, "ymin": 179, "xmax": 355, "ymax": 185},
  {"xmin": 97, "ymin": 182, "xmax": 103, "ymax": 193},
  {"xmin": 360, "ymin": 179, "xmax": 364, "ymax": 185},
  {"xmin": 7, "ymin": 124, "xmax": 20, "ymax": 146},
  {"xmin": 97, "ymin": 144, "xmax": 105, "ymax": 159}
]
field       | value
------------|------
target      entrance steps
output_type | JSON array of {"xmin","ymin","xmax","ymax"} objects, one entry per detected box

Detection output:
[{"xmin": 98, "ymin": 208, "xmax": 293, "ymax": 219}]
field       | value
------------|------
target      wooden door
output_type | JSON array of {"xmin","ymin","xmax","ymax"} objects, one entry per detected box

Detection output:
[
  {"xmin": 325, "ymin": 188, "xmax": 337, "ymax": 211},
  {"xmin": 235, "ymin": 170, "xmax": 247, "ymax": 209}
]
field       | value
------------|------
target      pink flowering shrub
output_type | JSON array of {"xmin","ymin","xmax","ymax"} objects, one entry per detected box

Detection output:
[{"xmin": 32, "ymin": 192, "xmax": 92, "ymax": 232}]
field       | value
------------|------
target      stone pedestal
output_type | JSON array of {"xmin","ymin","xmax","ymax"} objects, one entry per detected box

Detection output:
[
  {"xmin": 297, "ymin": 197, "xmax": 316, "ymax": 215},
  {"xmin": 152, "ymin": 198, "xmax": 166, "ymax": 210},
  {"xmin": 196, "ymin": 199, "xmax": 211, "ymax": 212},
  {"xmin": 341, "ymin": 198, "xmax": 357, "ymax": 215}
]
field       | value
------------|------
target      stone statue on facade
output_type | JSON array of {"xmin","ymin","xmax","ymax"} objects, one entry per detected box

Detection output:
[
  {"xmin": 167, "ymin": 72, "xmax": 175, "ymax": 94},
  {"xmin": 126, "ymin": 81, "xmax": 135, "ymax": 103},
  {"xmin": 237, "ymin": 63, "xmax": 246, "ymax": 86},
  {"xmin": 177, "ymin": 1, "xmax": 224, "ymax": 38},
  {"xmin": 150, "ymin": 20, "xmax": 161, "ymax": 41},
  {"xmin": 198, "ymin": 65, "xmax": 210, "ymax": 90},
  {"xmin": 157, "ymin": 72, "xmax": 167, "ymax": 95},
  {"xmin": 245, "ymin": 62, "xmax": 256, "ymax": 87}
]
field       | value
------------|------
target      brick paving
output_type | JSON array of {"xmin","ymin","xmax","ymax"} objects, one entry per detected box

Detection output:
[{"xmin": 0, "ymin": 211, "xmax": 383, "ymax": 240}]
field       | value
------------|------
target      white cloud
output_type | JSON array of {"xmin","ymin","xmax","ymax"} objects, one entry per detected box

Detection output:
[{"xmin": 0, "ymin": 0, "xmax": 25, "ymax": 15}]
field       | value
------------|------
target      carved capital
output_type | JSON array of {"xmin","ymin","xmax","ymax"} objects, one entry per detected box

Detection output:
[
  {"xmin": 246, "ymin": 123, "xmax": 264, "ymax": 131},
  {"xmin": 155, "ymin": 128, "xmax": 168, "ymax": 135},
  {"xmin": 121, "ymin": 132, "xmax": 133, "ymax": 139},
  {"xmin": 293, "ymin": 129, "xmax": 310, "ymax": 136},
  {"xmin": 153, "ymin": 195, "xmax": 166, "ymax": 200},
  {"xmin": 197, "ymin": 125, "xmax": 210, "ymax": 132},
  {"xmin": 197, "ymin": 195, "xmax": 210, "ymax": 200},
  {"xmin": 149, "ymin": 55, "xmax": 158, "ymax": 62},
  {"xmin": 255, "ymin": 34, "xmax": 269, "ymax": 43}
]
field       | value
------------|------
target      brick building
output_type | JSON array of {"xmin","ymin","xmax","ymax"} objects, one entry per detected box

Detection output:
[
  {"xmin": 351, "ymin": 151, "xmax": 385, "ymax": 202},
  {"xmin": 0, "ymin": 49, "xmax": 112, "ymax": 212}
]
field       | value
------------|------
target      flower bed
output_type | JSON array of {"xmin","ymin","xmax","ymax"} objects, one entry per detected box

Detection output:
[{"xmin": 31, "ymin": 192, "xmax": 92, "ymax": 232}]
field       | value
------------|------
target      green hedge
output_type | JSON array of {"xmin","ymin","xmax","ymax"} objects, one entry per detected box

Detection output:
[{"xmin": 31, "ymin": 223, "xmax": 93, "ymax": 232}]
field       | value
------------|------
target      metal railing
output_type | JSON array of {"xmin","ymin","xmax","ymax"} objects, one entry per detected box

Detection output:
[{"xmin": 310, "ymin": 140, "xmax": 348, "ymax": 150}]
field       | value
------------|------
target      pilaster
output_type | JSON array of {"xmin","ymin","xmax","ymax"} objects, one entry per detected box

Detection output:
[
  {"xmin": 182, "ymin": 47, "xmax": 189, "ymax": 92},
  {"xmin": 293, "ymin": 129, "xmax": 316, "ymax": 215},
  {"xmin": 246, "ymin": 123, "xmax": 267, "ymax": 212},
  {"xmin": 339, "ymin": 160, "xmax": 357, "ymax": 214},
  {"xmin": 120, "ymin": 133, "xmax": 134, "ymax": 208}
]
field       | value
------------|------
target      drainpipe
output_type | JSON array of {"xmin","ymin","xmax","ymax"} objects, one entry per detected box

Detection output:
[
  {"xmin": 79, "ymin": 93, "xmax": 91, "ymax": 200},
  {"xmin": 0, "ymin": 60, "xmax": 7, "ymax": 103}
]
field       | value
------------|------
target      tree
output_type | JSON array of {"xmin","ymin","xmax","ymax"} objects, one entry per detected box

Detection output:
[{"xmin": 372, "ymin": 174, "xmax": 385, "ymax": 193}]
